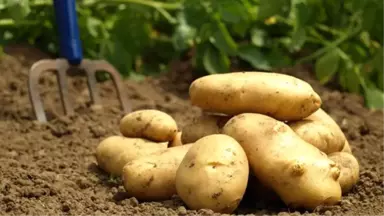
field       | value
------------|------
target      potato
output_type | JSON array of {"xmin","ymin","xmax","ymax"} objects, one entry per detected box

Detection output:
[
  {"xmin": 288, "ymin": 108, "xmax": 346, "ymax": 154},
  {"xmin": 120, "ymin": 109, "xmax": 178, "ymax": 142},
  {"xmin": 175, "ymin": 134, "xmax": 249, "ymax": 213},
  {"xmin": 95, "ymin": 136, "xmax": 168, "ymax": 176},
  {"xmin": 181, "ymin": 114, "xmax": 230, "ymax": 144},
  {"xmin": 222, "ymin": 113, "xmax": 342, "ymax": 210},
  {"xmin": 121, "ymin": 144, "xmax": 192, "ymax": 201},
  {"xmin": 328, "ymin": 152, "xmax": 359, "ymax": 194},
  {"xmin": 189, "ymin": 72, "xmax": 322, "ymax": 121},
  {"xmin": 341, "ymin": 140, "xmax": 352, "ymax": 154},
  {"xmin": 169, "ymin": 131, "xmax": 183, "ymax": 147}
]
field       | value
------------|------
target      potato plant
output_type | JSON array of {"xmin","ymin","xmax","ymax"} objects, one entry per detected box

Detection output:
[
  {"xmin": 93, "ymin": 72, "xmax": 361, "ymax": 213},
  {"xmin": 0, "ymin": 0, "xmax": 382, "ymax": 108}
]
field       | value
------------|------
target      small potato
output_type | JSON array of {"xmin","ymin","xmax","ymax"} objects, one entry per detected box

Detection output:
[
  {"xmin": 222, "ymin": 113, "xmax": 341, "ymax": 210},
  {"xmin": 120, "ymin": 109, "xmax": 178, "ymax": 142},
  {"xmin": 341, "ymin": 140, "xmax": 352, "ymax": 154},
  {"xmin": 288, "ymin": 108, "xmax": 346, "ymax": 154},
  {"xmin": 95, "ymin": 136, "xmax": 168, "ymax": 176},
  {"xmin": 328, "ymin": 152, "xmax": 360, "ymax": 194},
  {"xmin": 122, "ymin": 144, "xmax": 193, "ymax": 201},
  {"xmin": 176, "ymin": 134, "xmax": 249, "ymax": 213},
  {"xmin": 189, "ymin": 72, "xmax": 322, "ymax": 121},
  {"xmin": 169, "ymin": 131, "xmax": 183, "ymax": 147},
  {"xmin": 181, "ymin": 114, "xmax": 230, "ymax": 144}
]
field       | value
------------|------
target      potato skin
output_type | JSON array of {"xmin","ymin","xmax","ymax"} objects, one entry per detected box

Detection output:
[
  {"xmin": 288, "ymin": 108, "xmax": 346, "ymax": 154},
  {"xmin": 181, "ymin": 114, "xmax": 230, "ymax": 144},
  {"xmin": 222, "ymin": 113, "xmax": 341, "ymax": 210},
  {"xmin": 175, "ymin": 134, "xmax": 249, "ymax": 213},
  {"xmin": 169, "ymin": 131, "xmax": 183, "ymax": 147},
  {"xmin": 341, "ymin": 140, "xmax": 352, "ymax": 154},
  {"xmin": 95, "ymin": 136, "xmax": 168, "ymax": 176},
  {"xmin": 328, "ymin": 152, "xmax": 359, "ymax": 194},
  {"xmin": 121, "ymin": 144, "xmax": 192, "ymax": 201},
  {"xmin": 120, "ymin": 109, "xmax": 178, "ymax": 142},
  {"xmin": 189, "ymin": 72, "xmax": 322, "ymax": 121}
]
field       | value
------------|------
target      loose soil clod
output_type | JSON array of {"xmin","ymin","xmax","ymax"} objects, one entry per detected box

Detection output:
[{"xmin": 0, "ymin": 46, "xmax": 383, "ymax": 215}]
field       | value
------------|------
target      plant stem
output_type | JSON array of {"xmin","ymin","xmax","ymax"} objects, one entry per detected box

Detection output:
[
  {"xmin": 296, "ymin": 25, "xmax": 362, "ymax": 64},
  {"xmin": 315, "ymin": 24, "xmax": 346, "ymax": 37},
  {"xmin": 0, "ymin": 19, "xmax": 39, "ymax": 26},
  {"xmin": 91, "ymin": 0, "xmax": 179, "ymax": 24},
  {"xmin": 30, "ymin": 0, "xmax": 51, "ymax": 7},
  {"xmin": 99, "ymin": 0, "xmax": 181, "ymax": 10},
  {"xmin": 154, "ymin": 7, "xmax": 177, "ymax": 24},
  {"xmin": 335, "ymin": 47, "xmax": 351, "ymax": 61}
]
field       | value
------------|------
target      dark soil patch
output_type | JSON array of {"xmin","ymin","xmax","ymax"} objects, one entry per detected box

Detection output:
[{"xmin": 0, "ymin": 45, "xmax": 383, "ymax": 216}]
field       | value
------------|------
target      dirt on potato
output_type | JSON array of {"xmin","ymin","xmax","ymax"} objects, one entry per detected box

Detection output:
[{"xmin": 0, "ymin": 45, "xmax": 383, "ymax": 216}]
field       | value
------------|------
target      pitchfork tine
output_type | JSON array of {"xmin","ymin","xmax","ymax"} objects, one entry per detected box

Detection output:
[
  {"xmin": 81, "ymin": 59, "xmax": 131, "ymax": 113},
  {"xmin": 28, "ymin": 59, "xmax": 73, "ymax": 122}
]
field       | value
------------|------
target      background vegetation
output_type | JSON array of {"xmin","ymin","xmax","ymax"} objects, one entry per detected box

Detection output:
[{"xmin": 0, "ymin": 0, "xmax": 383, "ymax": 109}]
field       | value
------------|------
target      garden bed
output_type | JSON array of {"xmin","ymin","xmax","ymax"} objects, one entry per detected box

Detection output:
[{"xmin": 0, "ymin": 45, "xmax": 382, "ymax": 216}]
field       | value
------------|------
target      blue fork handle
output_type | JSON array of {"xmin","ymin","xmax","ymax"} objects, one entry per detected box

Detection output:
[{"xmin": 53, "ymin": 0, "xmax": 83, "ymax": 65}]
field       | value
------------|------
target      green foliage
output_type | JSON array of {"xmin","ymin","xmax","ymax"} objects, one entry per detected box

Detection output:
[{"xmin": 0, "ymin": 0, "xmax": 383, "ymax": 109}]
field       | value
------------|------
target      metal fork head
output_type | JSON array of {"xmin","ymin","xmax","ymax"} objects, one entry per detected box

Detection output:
[{"xmin": 28, "ymin": 58, "xmax": 131, "ymax": 122}]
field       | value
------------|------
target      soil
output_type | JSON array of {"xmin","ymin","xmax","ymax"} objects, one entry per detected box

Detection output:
[{"xmin": 0, "ymin": 45, "xmax": 383, "ymax": 216}]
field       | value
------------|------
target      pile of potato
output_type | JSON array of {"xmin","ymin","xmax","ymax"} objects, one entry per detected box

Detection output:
[{"xmin": 94, "ymin": 72, "xmax": 360, "ymax": 214}]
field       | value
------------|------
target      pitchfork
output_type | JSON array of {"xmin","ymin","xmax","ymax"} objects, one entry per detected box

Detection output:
[{"xmin": 28, "ymin": 0, "xmax": 131, "ymax": 122}]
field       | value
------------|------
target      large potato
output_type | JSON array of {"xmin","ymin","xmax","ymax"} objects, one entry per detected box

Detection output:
[
  {"xmin": 175, "ymin": 134, "xmax": 249, "ymax": 213},
  {"xmin": 189, "ymin": 72, "xmax": 322, "ymax": 121},
  {"xmin": 95, "ymin": 136, "xmax": 168, "ymax": 176},
  {"xmin": 328, "ymin": 152, "xmax": 359, "ymax": 194},
  {"xmin": 288, "ymin": 108, "xmax": 346, "ymax": 154},
  {"xmin": 222, "ymin": 113, "xmax": 342, "ymax": 210},
  {"xmin": 120, "ymin": 109, "xmax": 178, "ymax": 142},
  {"xmin": 122, "ymin": 144, "xmax": 192, "ymax": 201},
  {"xmin": 181, "ymin": 114, "xmax": 230, "ymax": 144}
]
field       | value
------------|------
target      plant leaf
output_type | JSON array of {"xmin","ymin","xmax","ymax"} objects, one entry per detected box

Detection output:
[
  {"xmin": 373, "ymin": 48, "xmax": 383, "ymax": 73},
  {"xmin": 183, "ymin": 0, "xmax": 211, "ymax": 28},
  {"xmin": 266, "ymin": 46, "xmax": 293, "ymax": 68},
  {"xmin": 197, "ymin": 23, "xmax": 214, "ymax": 42},
  {"xmin": 338, "ymin": 61, "xmax": 361, "ymax": 94},
  {"xmin": 250, "ymin": 28, "xmax": 267, "ymax": 47},
  {"xmin": 86, "ymin": 17, "xmax": 102, "ymax": 38},
  {"xmin": 210, "ymin": 22, "xmax": 238, "ymax": 56},
  {"xmin": 104, "ymin": 39, "xmax": 133, "ymax": 77},
  {"xmin": 293, "ymin": 1, "xmax": 310, "ymax": 27},
  {"xmin": 362, "ymin": 2, "xmax": 377, "ymax": 34},
  {"xmin": 315, "ymin": 48, "xmax": 340, "ymax": 84},
  {"xmin": 363, "ymin": 80, "xmax": 384, "ymax": 109},
  {"xmin": 111, "ymin": 6, "xmax": 152, "ymax": 57},
  {"xmin": 203, "ymin": 45, "xmax": 230, "ymax": 74},
  {"xmin": 216, "ymin": 0, "xmax": 249, "ymax": 24},
  {"xmin": 237, "ymin": 44, "xmax": 272, "ymax": 71},
  {"xmin": 5, "ymin": 0, "xmax": 30, "ymax": 20},
  {"xmin": 257, "ymin": 0, "xmax": 290, "ymax": 21},
  {"xmin": 377, "ymin": 69, "xmax": 383, "ymax": 91},
  {"xmin": 172, "ymin": 13, "xmax": 196, "ymax": 51},
  {"xmin": 290, "ymin": 27, "xmax": 306, "ymax": 51},
  {"xmin": 305, "ymin": 0, "xmax": 327, "ymax": 24},
  {"xmin": 372, "ymin": 48, "xmax": 384, "ymax": 90},
  {"xmin": 231, "ymin": 20, "xmax": 250, "ymax": 38}
]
